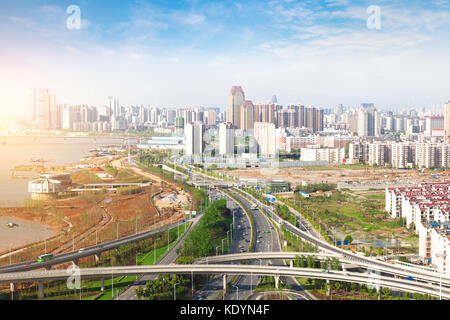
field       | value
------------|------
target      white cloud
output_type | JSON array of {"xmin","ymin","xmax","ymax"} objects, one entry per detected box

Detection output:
[{"xmin": 176, "ymin": 13, "xmax": 206, "ymax": 25}]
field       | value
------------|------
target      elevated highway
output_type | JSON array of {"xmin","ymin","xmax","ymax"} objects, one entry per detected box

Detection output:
[
  {"xmin": 0, "ymin": 216, "xmax": 200, "ymax": 274},
  {"xmin": 1, "ymin": 264, "xmax": 448, "ymax": 299}
]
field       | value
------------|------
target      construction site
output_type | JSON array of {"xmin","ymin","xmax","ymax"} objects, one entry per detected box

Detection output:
[{"xmin": 222, "ymin": 166, "xmax": 450, "ymax": 189}]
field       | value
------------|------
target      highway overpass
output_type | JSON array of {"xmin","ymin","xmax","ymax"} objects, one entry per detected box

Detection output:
[
  {"xmin": 1, "ymin": 264, "xmax": 448, "ymax": 299},
  {"xmin": 0, "ymin": 216, "xmax": 200, "ymax": 274}
]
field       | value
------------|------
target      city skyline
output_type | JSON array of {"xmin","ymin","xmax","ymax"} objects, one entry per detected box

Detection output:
[{"xmin": 1, "ymin": 0, "xmax": 450, "ymax": 119}]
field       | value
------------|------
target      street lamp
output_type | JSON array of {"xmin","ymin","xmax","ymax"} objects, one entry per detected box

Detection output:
[
  {"xmin": 222, "ymin": 239, "xmax": 226, "ymax": 255},
  {"xmin": 232, "ymin": 285, "xmax": 239, "ymax": 300},
  {"xmin": 174, "ymin": 283, "xmax": 179, "ymax": 300}
]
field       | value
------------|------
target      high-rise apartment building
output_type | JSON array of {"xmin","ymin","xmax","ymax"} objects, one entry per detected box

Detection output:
[
  {"xmin": 228, "ymin": 86, "xmax": 245, "ymax": 129},
  {"xmin": 29, "ymin": 88, "xmax": 57, "ymax": 129},
  {"xmin": 108, "ymin": 97, "xmax": 120, "ymax": 117},
  {"xmin": 444, "ymin": 101, "xmax": 450, "ymax": 141},
  {"xmin": 357, "ymin": 104, "xmax": 380, "ymax": 137},
  {"xmin": 254, "ymin": 122, "xmax": 276, "ymax": 156},
  {"xmin": 185, "ymin": 122, "xmax": 204, "ymax": 155},
  {"xmin": 240, "ymin": 101, "xmax": 254, "ymax": 131},
  {"xmin": 219, "ymin": 122, "xmax": 234, "ymax": 155}
]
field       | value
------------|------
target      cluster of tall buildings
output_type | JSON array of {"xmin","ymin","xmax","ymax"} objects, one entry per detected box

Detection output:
[
  {"xmin": 227, "ymin": 86, "xmax": 324, "ymax": 132},
  {"xmin": 28, "ymin": 89, "xmax": 220, "ymax": 132},
  {"xmin": 349, "ymin": 141, "xmax": 450, "ymax": 168}
]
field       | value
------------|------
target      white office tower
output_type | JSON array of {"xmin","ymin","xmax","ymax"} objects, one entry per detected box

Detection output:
[
  {"xmin": 444, "ymin": 102, "xmax": 450, "ymax": 141},
  {"xmin": 219, "ymin": 122, "xmax": 234, "ymax": 155},
  {"xmin": 185, "ymin": 122, "xmax": 204, "ymax": 155},
  {"xmin": 254, "ymin": 122, "xmax": 276, "ymax": 156}
]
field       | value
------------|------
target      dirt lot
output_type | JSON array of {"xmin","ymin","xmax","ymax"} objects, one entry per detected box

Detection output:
[{"xmin": 222, "ymin": 166, "xmax": 450, "ymax": 186}]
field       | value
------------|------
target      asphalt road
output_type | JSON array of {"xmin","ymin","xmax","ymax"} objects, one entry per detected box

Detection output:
[
  {"xmin": 116, "ymin": 213, "xmax": 203, "ymax": 300},
  {"xmin": 194, "ymin": 188, "xmax": 252, "ymax": 301},
  {"xmin": 226, "ymin": 190, "xmax": 312, "ymax": 300}
]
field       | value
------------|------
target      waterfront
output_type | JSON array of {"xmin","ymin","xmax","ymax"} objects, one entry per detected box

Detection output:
[
  {"xmin": 0, "ymin": 136, "xmax": 136, "ymax": 207},
  {"xmin": 0, "ymin": 216, "xmax": 57, "ymax": 253}
]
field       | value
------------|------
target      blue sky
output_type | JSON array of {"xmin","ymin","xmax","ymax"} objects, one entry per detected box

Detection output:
[{"xmin": 1, "ymin": 0, "xmax": 450, "ymax": 117}]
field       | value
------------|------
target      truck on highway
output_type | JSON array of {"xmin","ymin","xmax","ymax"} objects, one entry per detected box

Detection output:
[{"xmin": 250, "ymin": 204, "xmax": 257, "ymax": 210}]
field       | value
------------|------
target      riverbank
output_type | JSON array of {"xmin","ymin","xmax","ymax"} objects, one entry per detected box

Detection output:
[{"xmin": 0, "ymin": 216, "xmax": 56, "ymax": 253}]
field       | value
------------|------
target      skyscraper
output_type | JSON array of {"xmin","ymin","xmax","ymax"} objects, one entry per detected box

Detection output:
[
  {"xmin": 29, "ymin": 88, "xmax": 56, "ymax": 129},
  {"xmin": 240, "ymin": 100, "xmax": 254, "ymax": 131},
  {"xmin": 444, "ymin": 101, "xmax": 450, "ymax": 141},
  {"xmin": 228, "ymin": 86, "xmax": 245, "ymax": 129},
  {"xmin": 108, "ymin": 97, "xmax": 119, "ymax": 117},
  {"xmin": 254, "ymin": 122, "xmax": 276, "ymax": 156},
  {"xmin": 357, "ymin": 104, "xmax": 378, "ymax": 137},
  {"xmin": 185, "ymin": 122, "xmax": 204, "ymax": 155},
  {"xmin": 219, "ymin": 122, "xmax": 235, "ymax": 155}
]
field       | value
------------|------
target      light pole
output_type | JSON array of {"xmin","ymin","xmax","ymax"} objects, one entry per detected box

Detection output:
[
  {"xmin": 232, "ymin": 285, "xmax": 239, "ymax": 300},
  {"xmin": 230, "ymin": 223, "xmax": 234, "ymax": 242},
  {"xmin": 9, "ymin": 245, "xmax": 12, "ymax": 265},
  {"xmin": 226, "ymin": 231, "xmax": 230, "ymax": 249},
  {"xmin": 222, "ymin": 239, "xmax": 226, "ymax": 255},
  {"xmin": 96, "ymin": 229, "xmax": 98, "ymax": 246},
  {"xmin": 435, "ymin": 253, "xmax": 447, "ymax": 300},
  {"xmin": 174, "ymin": 283, "xmax": 178, "ymax": 300}
]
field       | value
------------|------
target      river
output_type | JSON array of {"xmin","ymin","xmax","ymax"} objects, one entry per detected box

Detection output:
[{"xmin": 0, "ymin": 136, "xmax": 137, "ymax": 207}]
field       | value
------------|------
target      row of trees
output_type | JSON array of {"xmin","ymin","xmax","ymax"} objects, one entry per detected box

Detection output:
[
  {"xmin": 295, "ymin": 183, "xmax": 337, "ymax": 194},
  {"xmin": 177, "ymin": 199, "xmax": 232, "ymax": 262},
  {"xmin": 135, "ymin": 274, "xmax": 189, "ymax": 300}
]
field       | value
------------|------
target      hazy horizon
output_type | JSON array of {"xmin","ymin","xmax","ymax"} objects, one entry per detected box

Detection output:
[{"xmin": 1, "ymin": 0, "xmax": 450, "ymax": 119}]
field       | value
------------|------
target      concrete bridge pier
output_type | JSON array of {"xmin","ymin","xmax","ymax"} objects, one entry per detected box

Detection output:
[
  {"xmin": 326, "ymin": 280, "xmax": 330, "ymax": 296},
  {"xmin": 377, "ymin": 286, "xmax": 381, "ymax": 300},
  {"xmin": 38, "ymin": 280, "xmax": 44, "ymax": 298},
  {"xmin": 73, "ymin": 259, "xmax": 79, "ymax": 266},
  {"xmin": 100, "ymin": 278, "xmax": 105, "ymax": 292},
  {"xmin": 223, "ymin": 274, "xmax": 227, "ymax": 292},
  {"xmin": 95, "ymin": 254, "xmax": 100, "ymax": 263},
  {"xmin": 10, "ymin": 283, "xmax": 15, "ymax": 300},
  {"xmin": 290, "ymin": 260, "xmax": 293, "ymax": 268},
  {"xmin": 274, "ymin": 275, "xmax": 280, "ymax": 289}
]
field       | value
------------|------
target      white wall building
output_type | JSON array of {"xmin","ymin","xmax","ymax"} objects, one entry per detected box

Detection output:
[{"xmin": 185, "ymin": 122, "xmax": 204, "ymax": 155}]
